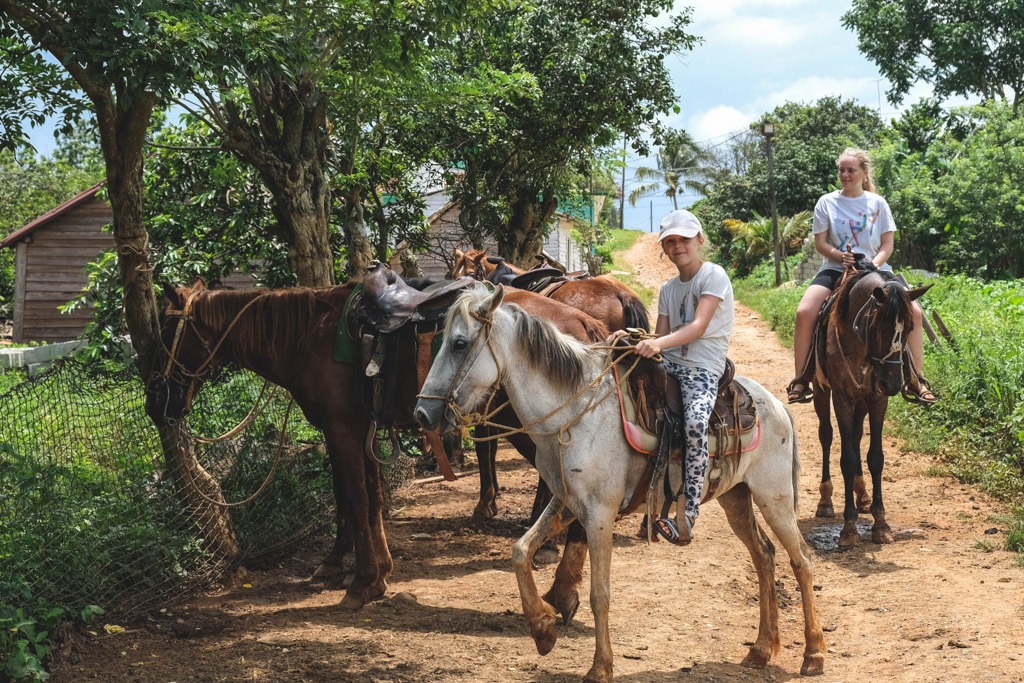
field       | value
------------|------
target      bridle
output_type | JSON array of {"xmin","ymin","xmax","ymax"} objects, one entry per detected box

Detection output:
[{"xmin": 851, "ymin": 284, "xmax": 908, "ymax": 368}]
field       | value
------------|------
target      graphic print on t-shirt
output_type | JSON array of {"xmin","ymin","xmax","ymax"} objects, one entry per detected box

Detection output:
[
  {"xmin": 675, "ymin": 289, "xmax": 700, "ymax": 360},
  {"xmin": 843, "ymin": 209, "xmax": 878, "ymax": 250}
]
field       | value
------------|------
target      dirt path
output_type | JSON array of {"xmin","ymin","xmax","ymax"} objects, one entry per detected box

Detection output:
[{"xmin": 53, "ymin": 234, "xmax": 1024, "ymax": 682}]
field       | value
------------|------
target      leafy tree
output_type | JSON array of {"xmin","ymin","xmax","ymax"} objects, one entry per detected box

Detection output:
[
  {"xmin": 426, "ymin": 0, "xmax": 699, "ymax": 267},
  {"xmin": 843, "ymin": 0, "xmax": 1024, "ymax": 114},
  {"xmin": 628, "ymin": 128, "xmax": 714, "ymax": 210},
  {"xmin": 723, "ymin": 210, "xmax": 811, "ymax": 276},
  {"xmin": 876, "ymin": 101, "xmax": 1024, "ymax": 279}
]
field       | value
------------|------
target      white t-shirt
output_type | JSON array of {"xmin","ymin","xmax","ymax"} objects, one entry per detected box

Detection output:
[
  {"xmin": 813, "ymin": 190, "xmax": 896, "ymax": 272},
  {"xmin": 657, "ymin": 261, "xmax": 733, "ymax": 376}
]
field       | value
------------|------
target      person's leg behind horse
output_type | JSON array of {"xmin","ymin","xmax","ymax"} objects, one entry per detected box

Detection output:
[
  {"xmin": 790, "ymin": 282, "xmax": 832, "ymax": 403},
  {"xmin": 903, "ymin": 300, "xmax": 936, "ymax": 404},
  {"xmin": 655, "ymin": 363, "xmax": 718, "ymax": 544}
]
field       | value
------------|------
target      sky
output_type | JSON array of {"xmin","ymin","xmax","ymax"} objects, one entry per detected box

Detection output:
[{"xmin": 620, "ymin": 0, "xmax": 928, "ymax": 232}]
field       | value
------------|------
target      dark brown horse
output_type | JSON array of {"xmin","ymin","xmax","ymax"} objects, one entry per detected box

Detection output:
[
  {"xmin": 811, "ymin": 268, "xmax": 931, "ymax": 548},
  {"xmin": 145, "ymin": 276, "xmax": 609, "ymax": 608}
]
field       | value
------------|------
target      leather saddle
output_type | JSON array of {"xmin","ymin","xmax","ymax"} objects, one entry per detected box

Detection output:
[
  {"xmin": 612, "ymin": 337, "xmax": 757, "ymax": 458},
  {"xmin": 357, "ymin": 261, "xmax": 475, "ymax": 333}
]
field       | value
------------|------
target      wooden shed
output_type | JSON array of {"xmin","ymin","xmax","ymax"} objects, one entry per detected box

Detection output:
[
  {"xmin": 412, "ymin": 188, "xmax": 595, "ymax": 280},
  {"xmin": 1, "ymin": 182, "xmax": 113, "ymax": 343}
]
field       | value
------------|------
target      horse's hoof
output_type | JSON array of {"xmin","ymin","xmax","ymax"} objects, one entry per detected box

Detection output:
[
  {"xmin": 529, "ymin": 611, "xmax": 558, "ymax": 656},
  {"xmin": 533, "ymin": 544, "xmax": 560, "ymax": 566},
  {"xmin": 338, "ymin": 592, "xmax": 366, "ymax": 611},
  {"xmin": 471, "ymin": 502, "xmax": 498, "ymax": 522},
  {"xmin": 740, "ymin": 647, "xmax": 771, "ymax": 669},
  {"xmin": 838, "ymin": 527, "xmax": 861, "ymax": 548},
  {"xmin": 815, "ymin": 504, "xmax": 835, "ymax": 518},
  {"xmin": 872, "ymin": 524, "xmax": 894, "ymax": 544},
  {"xmin": 583, "ymin": 663, "xmax": 613, "ymax": 683},
  {"xmin": 857, "ymin": 500, "xmax": 871, "ymax": 514},
  {"xmin": 801, "ymin": 652, "xmax": 826, "ymax": 676},
  {"xmin": 312, "ymin": 562, "xmax": 349, "ymax": 587},
  {"xmin": 542, "ymin": 589, "xmax": 580, "ymax": 626}
]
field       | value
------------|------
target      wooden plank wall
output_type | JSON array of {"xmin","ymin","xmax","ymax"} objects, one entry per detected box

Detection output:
[{"xmin": 17, "ymin": 197, "xmax": 113, "ymax": 343}]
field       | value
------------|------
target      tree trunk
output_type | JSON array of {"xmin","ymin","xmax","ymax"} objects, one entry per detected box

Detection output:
[
  {"xmin": 498, "ymin": 193, "xmax": 558, "ymax": 268},
  {"xmin": 95, "ymin": 90, "xmax": 240, "ymax": 560},
  {"xmin": 268, "ymin": 161, "xmax": 335, "ymax": 287},
  {"xmin": 342, "ymin": 190, "xmax": 374, "ymax": 279}
]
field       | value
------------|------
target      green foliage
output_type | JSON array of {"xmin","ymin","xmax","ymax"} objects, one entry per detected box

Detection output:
[
  {"xmin": 875, "ymin": 100, "xmax": 1024, "ymax": 278},
  {"xmin": 843, "ymin": 0, "xmax": 1024, "ymax": 112},
  {"xmin": 0, "ymin": 581, "xmax": 103, "ymax": 683},
  {"xmin": 426, "ymin": 0, "xmax": 700, "ymax": 264},
  {"xmin": 723, "ymin": 211, "xmax": 811, "ymax": 276}
]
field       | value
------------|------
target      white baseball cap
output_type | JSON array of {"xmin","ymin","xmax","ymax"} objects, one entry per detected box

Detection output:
[{"xmin": 658, "ymin": 209, "xmax": 703, "ymax": 242}]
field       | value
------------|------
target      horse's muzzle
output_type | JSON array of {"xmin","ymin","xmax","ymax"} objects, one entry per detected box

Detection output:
[{"xmin": 413, "ymin": 400, "xmax": 443, "ymax": 431}]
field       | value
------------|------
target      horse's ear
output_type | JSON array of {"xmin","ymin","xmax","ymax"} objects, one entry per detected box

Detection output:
[
  {"xmin": 478, "ymin": 283, "xmax": 505, "ymax": 316},
  {"xmin": 161, "ymin": 282, "xmax": 183, "ymax": 308},
  {"xmin": 190, "ymin": 276, "xmax": 208, "ymax": 292},
  {"xmin": 907, "ymin": 283, "xmax": 933, "ymax": 301},
  {"xmin": 872, "ymin": 286, "xmax": 887, "ymax": 304},
  {"xmin": 454, "ymin": 248, "xmax": 464, "ymax": 259}
]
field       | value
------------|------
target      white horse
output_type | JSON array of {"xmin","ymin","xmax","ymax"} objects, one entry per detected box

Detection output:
[{"xmin": 414, "ymin": 285, "xmax": 826, "ymax": 682}]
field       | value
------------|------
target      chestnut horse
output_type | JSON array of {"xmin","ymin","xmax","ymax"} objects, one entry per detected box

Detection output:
[
  {"xmin": 811, "ymin": 268, "xmax": 931, "ymax": 547},
  {"xmin": 415, "ymin": 285, "xmax": 826, "ymax": 682},
  {"xmin": 452, "ymin": 248, "xmax": 649, "ymax": 333},
  {"xmin": 145, "ymin": 275, "xmax": 608, "ymax": 610}
]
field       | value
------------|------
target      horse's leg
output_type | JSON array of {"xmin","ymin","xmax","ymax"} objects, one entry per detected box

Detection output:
[
  {"xmin": 813, "ymin": 383, "xmax": 835, "ymax": 518},
  {"xmin": 506, "ymin": 429, "xmax": 561, "ymax": 565},
  {"xmin": 581, "ymin": 506, "xmax": 617, "ymax": 683},
  {"xmin": 323, "ymin": 423, "xmax": 393, "ymax": 610},
  {"xmin": 312, "ymin": 452, "xmax": 353, "ymax": 585},
  {"xmin": 511, "ymin": 499, "xmax": 573, "ymax": 658},
  {"xmin": 866, "ymin": 396, "xmax": 894, "ymax": 544},
  {"xmin": 716, "ymin": 484, "xmax": 781, "ymax": 669},
  {"xmin": 471, "ymin": 425, "xmax": 500, "ymax": 522},
  {"xmin": 835, "ymin": 396, "xmax": 867, "ymax": 548},
  {"xmin": 542, "ymin": 520, "xmax": 586, "ymax": 625},
  {"xmin": 746, "ymin": 481, "xmax": 828, "ymax": 676}
]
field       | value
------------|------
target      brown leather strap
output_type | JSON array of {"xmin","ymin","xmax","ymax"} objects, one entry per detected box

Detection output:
[{"xmin": 416, "ymin": 330, "xmax": 456, "ymax": 481}]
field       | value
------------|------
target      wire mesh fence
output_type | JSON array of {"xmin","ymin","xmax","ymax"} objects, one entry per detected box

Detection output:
[{"xmin": 0, "ymin": 358, "xmax": 417, "ymax": 619}]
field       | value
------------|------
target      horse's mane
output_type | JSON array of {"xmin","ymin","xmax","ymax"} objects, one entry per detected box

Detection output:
[
  {"xmin": 830, "ymin": 269, "xmax": 911, "ymax": 332},
  {"xmin": 449, "ymin": 289, "xmax": 590, "ymax": 390},
  {"xmin": 189, "ymin": 286, "xmax": 340, "ymax": 364}
]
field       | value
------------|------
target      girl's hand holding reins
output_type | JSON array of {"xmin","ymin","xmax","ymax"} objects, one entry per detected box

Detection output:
[{"xmin": 633, "ymin": 337, "xmax": 662, "ymax": 359}]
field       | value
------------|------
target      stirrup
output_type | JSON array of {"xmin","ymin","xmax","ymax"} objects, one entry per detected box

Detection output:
[
  {"xmin": 901, "ymin": 381, "xmax": 937, "ymax": 406},
  {"xmin": 786, "ymin": 379, "xmax": 813, "ymax": 404}
]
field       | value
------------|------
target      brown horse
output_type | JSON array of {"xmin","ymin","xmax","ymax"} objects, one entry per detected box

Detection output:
[
  {"xmin": 145, "ymin": 275, "xmax": 609, "ymax": 609},
  {"xmin": 811, "ymin": 268, "xmax": 931, "ymax": 547},
  {"xmin": 452, "ymin": 248, "xmax": 650, "ymax": 333}
]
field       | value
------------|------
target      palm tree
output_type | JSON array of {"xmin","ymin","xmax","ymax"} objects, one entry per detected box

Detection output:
[
  {"xmin": 628, "ymin": 129, "xmax": 715, "ymax": 209},
  {"xmin": 723, "ymin": 210, "xmax": 813, "ymax": 276}
]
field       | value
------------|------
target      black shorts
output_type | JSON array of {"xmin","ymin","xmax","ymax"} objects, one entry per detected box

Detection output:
[
  {"xmin": 811, "ymin": 267, "xmax": 899, "ymax": 291},
  {"xmin": 810, "ymin": 268, "xmax": 844, "ymax": 290}
]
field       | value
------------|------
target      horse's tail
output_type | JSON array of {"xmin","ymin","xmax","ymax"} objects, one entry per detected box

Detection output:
[
  {"xmin": 619, "ymin": 291, "xmax": 651, "ymax": 332},
  {"xmin": 581, "ymin": 318, "xmax": 608, "ymax": 343}
]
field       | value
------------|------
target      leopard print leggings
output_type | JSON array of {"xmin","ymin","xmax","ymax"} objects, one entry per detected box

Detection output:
[{"xmin": 664, "ymin": 361, "xmax": 720, "ymax": 523}]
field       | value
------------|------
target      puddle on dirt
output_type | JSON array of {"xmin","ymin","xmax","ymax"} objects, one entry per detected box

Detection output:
[{"xmin": 805, "ymin": 522, "xmax": 926, "ymax": 550}]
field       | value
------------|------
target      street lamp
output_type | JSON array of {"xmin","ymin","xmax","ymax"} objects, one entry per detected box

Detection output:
[{"xmin": 760, "ymin": 120, "xmax": 782, "ymax": 286}]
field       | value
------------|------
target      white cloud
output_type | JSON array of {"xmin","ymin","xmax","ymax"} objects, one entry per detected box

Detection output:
[
  {"xmin": 684, "ymin": 0, "xmax": 816, "ymax": 25},
  {"xmin": 702, "ymin": 15, "xmax": 811, "ymax": 49},
  {"xmin": 752, "ymin": 75, "xmax": 885, "ymax": 112},
  {"xmin": 686, "ymin": 105, "xmax": 756, "ymax": 143}
]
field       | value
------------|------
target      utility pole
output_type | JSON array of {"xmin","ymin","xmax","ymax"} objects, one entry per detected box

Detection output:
[
  {"xmin": 619, "ymin": 136, "xmax": 627, "ymax": 230},
  {"xmin": 760, "ymin": 120, "xmax": 782, "ymax": 286}
]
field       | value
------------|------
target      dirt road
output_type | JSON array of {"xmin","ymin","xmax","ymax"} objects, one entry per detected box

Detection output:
[{"xmin": 53, "ymin": 233, "xmax": 1024, "ymax": 682}]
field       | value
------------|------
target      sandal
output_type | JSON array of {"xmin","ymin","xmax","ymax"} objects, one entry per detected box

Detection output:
[
  {"xmin": 902, "ymin": 383, "xmax": 937, "ymax": 406},
  {"xmin": 786, "ymin": 380, "xmax": 813, "ymax": 404},
  {"xmin": 653, "ymin": 516, "xmax": 693, "ymax": 546}
]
